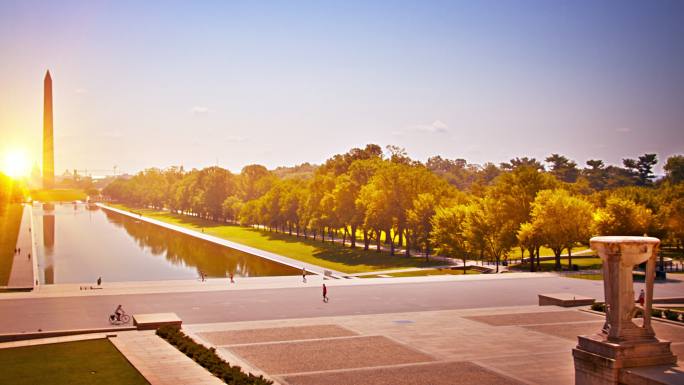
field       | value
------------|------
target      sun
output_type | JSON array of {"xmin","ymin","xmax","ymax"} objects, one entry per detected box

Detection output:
[{"xmin": 1, "ymin": 149, "xmax": 32, "ymax": 179}]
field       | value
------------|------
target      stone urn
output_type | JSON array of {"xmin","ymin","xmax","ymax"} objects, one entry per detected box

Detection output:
[{"xmin": 573, "ymin": 236, "xmax": 677, "ymax": 385}]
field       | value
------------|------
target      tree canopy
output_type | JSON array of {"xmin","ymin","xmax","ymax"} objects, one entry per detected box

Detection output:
[{"xmin": 102, "ymin": 147, "xmax": 684, "ymax": 269}]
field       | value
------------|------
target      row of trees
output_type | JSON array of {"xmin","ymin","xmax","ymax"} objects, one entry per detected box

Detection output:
[
  {"xmin": 102, "ymin": 146, "xmax": 684, "ymax": 271},
  {"xmin": 0, "ymin": 172, "xmax": 25, "ymax": 211}
]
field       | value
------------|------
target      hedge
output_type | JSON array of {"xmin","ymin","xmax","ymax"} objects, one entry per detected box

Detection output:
[
  {"xmin": 156, "ymin": 325, "xmax": 272, "ymax": 385},
  {"xmin": 590, "ymin": 303, "xmax": 683, "ymax": 323}
]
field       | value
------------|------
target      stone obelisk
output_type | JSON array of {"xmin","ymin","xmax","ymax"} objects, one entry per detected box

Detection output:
[{"xmin": 43, "ymin": 70, "xmax": 54, "ymax": 189}]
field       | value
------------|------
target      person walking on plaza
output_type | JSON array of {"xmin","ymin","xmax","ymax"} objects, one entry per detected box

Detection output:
[
  {"xmin": 302, "ymin": 267, "xmax": 307, "ymax": 283},
  {"xmin": 97, "ymin": 276, "xmax": 102, "ymax": 286},
  {"xmin": 322, "ymin": 284, "xmax": 328, "ymax": 303},
  {"xmin": 637, "ymin": 289, "xmax": 645, "ymax": 306},
  {"xmin": 229, "ymin": 272, "xmax": 234, "ymax": 284}
]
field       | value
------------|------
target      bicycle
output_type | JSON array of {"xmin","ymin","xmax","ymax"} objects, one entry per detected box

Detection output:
[{"xmin": 109, "ymin": 313, "xmax": 131, "ymax": 325}]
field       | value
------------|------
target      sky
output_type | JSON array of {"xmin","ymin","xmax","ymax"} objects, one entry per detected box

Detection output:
[{"xmin": 0, "ymin": 0, "xmax": 682, "ymax": 176}]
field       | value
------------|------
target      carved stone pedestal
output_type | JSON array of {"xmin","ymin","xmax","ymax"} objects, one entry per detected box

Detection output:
[
  {"xmin": 573, "ymin": 236, "xmax": 677, "ymax": 385},
  {"xmin": 573, "ymin": 334, "xmax": 676, "ymax": 384}
]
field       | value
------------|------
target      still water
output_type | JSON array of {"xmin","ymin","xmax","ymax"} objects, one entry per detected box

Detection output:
[{"xmin": 32, "ymin": 203, "xmax": 299, "ymax": 284}]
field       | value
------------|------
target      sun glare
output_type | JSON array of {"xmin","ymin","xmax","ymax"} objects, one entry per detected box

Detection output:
[{"xmin": 1, "ymin": 149, "xmax": 32, "ymax": 179}]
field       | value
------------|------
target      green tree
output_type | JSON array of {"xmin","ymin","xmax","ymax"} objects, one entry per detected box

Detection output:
[
  {"xmin": 657, "ymin": 183, "xmax": 684, "ymax": 249},
  {"xmin": 623, "ymin": 154, "xmax": 657, "ymax": 186},
  {"xmin": 468, "ymin": 197, "xmax": 517, "ymax": 273},
  {"xmin": 240, "ymin": 164, "xmax": 274, "ymax": 201},
  {"xmin": 500, "ymin": 157, "xmax": 544, "ymax": 171},
  {"xmin": 545, "ymin": 154, "xmax": 579, "ymax": 183},
  {"xmin": 407, "ymin": 193, "xmax": 437, "ymax": 259},
  {"xmin": 528, "ymin": 189, "xmax": 594, "ymax": 270},
  {"xmin": 431, "ymin": 204, "xmax": 471, "ymax": 272},
  {"xmin": 664, "ymin": 155, "xmax": 684, "ymax": 184},
  {"xmin": 488, "ymin": 164, "xmax": 558, "ymax": 250},
  {"xmin": 593, "ymin": 196, "xmax": 654, "ymax": 236},
  {"xmin": 584, "ymin": 159, "xmax": 607, "ymax": 190},
  {"xmin": 196, "ymin": 167, "xmax": 236, "ymax": 220},
  {"xmin": 517, "ymin": 222, "xmax": 542, "ymax": 272},
  {"xmin": 222, "ymin": 196, "xmax": 242, "ymax": 223}
]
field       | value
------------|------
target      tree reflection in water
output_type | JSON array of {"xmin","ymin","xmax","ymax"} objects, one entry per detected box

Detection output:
[{"xmin": 103, "ymin": 210, "xmax": 299, "ymax": 278}]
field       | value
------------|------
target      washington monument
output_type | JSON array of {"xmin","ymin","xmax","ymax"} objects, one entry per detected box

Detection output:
[{"xmin": 43, "ymin": 70, "xmax": 54, "ymax": 188}]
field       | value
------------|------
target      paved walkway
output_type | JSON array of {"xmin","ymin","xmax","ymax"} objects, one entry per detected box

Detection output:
[
  {"xmin": 3, "ymin": 273, "xmax": 684, "ymax": 335},
  {"xmin": 111, "ymin": 330, "xmax": 224, "ymax": 385},
  {"xmin": 5, "ymin": 271, "xmax": 559, "ymax": 299},
  {"xmin": 0, "ymin": 329, "xmax": 224, "ymax": 385},
  {"xmin": 6, "ymin": 204, "xmax": 34, "ymax": 289},
  {"xmin": 98, "ymin": 204, "xmax": 345, "ymax": 277},
  {"xmin": 185, "ymin": 306, "xmax": 684, "ymax": 385}
]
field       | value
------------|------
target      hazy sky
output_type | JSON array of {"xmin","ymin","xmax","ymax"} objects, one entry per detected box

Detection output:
[{"xmin": 1, "ymin": 0, "xmax": 682, "ymax": 175}]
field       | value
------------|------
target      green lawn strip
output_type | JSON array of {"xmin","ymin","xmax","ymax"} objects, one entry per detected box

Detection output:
[
  {"xmin": 30, "ymin": 189, "xmax": 86, "ymax": 202},
  {"xmin": 0, "ymin": 204, "xmax": 23, "ymax": 286},
  {"xmin": 565, "ymin": 273, "xmax": 604, "ymax": 281},
  {"xmin": 387, "ymin": 268, "xmax": 481, "ymax": 277},
  {"xmin": 660, "ymin": 248, "xmax": 684, "ymax": 260},
  {"xmin": 509, "ymin": 257, "xmax": 603, "ymax": 272},
  {"xmin": 507, "ymin": 245, "xmax": 589, "ymax": 259},
  {"xmin": 0, "ymin": 339, "xmax": 149, "ymax": 385},
  {"xmin": 108, "ymin": 204, "xmax": 442, "ymax": 274}
]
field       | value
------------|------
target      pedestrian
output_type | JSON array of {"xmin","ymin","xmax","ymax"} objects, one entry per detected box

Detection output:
[
  {"xmin": 637, "ymin": 289, "xmax": 645, "ymax": 306},
  {"xmin": 229, "ymin": 272, "xmax": 234, "ymax": 284},
  {"xmin": 28, "ymin": 253, "xmax": 31, "ymax": 260},
  {"xmin": 322, "ymin": 284, "xmax": 328, "ymax": 303},
  {"xmin": 302, "ymin": 267, "xmax": 307, "ymax": 283},
  {"xmin": 97, "ymin": 276, "xmax": 102, "ymax": 286},
  {"xmin": 18, "ymin": 247, "xmax": 21, "ymax": 254},
  {"xmin": 199, "ymin": 271, "xmax": 205, "ymax": 282}
]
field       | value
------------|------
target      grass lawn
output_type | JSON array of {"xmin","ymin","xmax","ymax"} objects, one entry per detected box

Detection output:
[
  {"xmin": 661, "ymin": 248, "xmax": 684, "ymax": 261},
  {"xmin": 565, "ymin": 273, "xmax": 604, "ymax": 281},
  {"xmin": 0, "ymin": 339, "xmax": 149, "ymax": 385},
  {"xmin": 30, "ymin": 188, "xmax": 86, "ymax": 202},
  {"xmin": 507, "ymin": 245, "xmax": 590, "ymax": 258},
  {"xmin": 108, "ymin": 204, "xmax": 442, "ymax": 274},
  {"xmin": 0, "ymin": 204, "xmax": 23, "ymax": 286},
  {"xmin": 387, "ymin": 268, "xmax": 481, "ymax": 277},
  {"xmin": 509, "ymin": 256, "xmax": 603, "ymax": 272}
]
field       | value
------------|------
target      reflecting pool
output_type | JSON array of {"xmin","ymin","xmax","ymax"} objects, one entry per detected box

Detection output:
[{"xmin": 32, "ymin": 203, "xmax": 299, "ymax": 284}]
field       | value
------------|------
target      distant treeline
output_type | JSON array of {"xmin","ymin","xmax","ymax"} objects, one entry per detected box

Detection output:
[
  {"xmin": 0, "ymin": 173, "xmax": 25, "ymax": 210},
  {"xmin": 101, "ymin": 145, "xmax": 684, "ymax": 271}
]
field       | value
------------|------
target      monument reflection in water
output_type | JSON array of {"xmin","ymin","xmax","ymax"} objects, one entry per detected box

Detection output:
[
  {"xmin": 42, "ymin": 208, "xmax": 55, "ymax": 284},
  {"xmin": 32, "ymin": 203, "xmax": 298, "ymax": 284}
]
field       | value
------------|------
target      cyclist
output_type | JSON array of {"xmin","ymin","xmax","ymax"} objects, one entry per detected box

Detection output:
[{"xmin": 114, "ymin": 304, "xmax": 125, "ymax": 321}]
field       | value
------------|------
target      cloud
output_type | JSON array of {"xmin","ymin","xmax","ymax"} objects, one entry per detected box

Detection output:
[
  {"xmin": 615, "ymin": 127, "xmax": 632, "ymax": 133},
  {"xmin": 413, "ymin": 120, "xmax": 449, "ymax": 134},
  {"xmin": 191, "ymin": 106, "xmax": 209, "ymax": 115}
]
